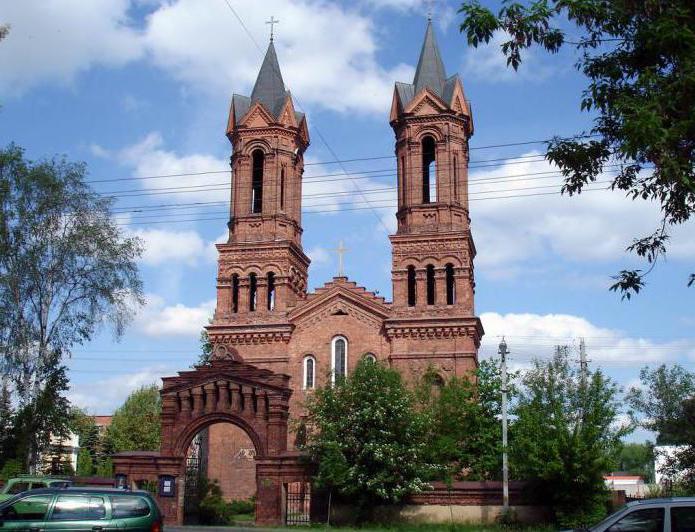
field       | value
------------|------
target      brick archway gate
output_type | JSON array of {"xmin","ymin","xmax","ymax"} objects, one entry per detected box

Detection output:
[{"xmin": 112, "ymin": 359, "xmax": 313, "ymax": 526}]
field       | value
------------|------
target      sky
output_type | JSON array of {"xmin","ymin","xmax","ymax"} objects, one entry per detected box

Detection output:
[{"xmin": 0, "ymin": 0, "xmax": 693, "ymax": 441}]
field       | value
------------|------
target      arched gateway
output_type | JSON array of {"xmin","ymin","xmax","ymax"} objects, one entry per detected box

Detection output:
[{"xmin": 112, "ymin": 359, "xmax": 312, "ymax": 526}]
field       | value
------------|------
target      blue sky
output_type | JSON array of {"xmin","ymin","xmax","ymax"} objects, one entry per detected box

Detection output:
[{"xmin": 1, "ymin": 0, "xmax": 693, "ymax": 439}]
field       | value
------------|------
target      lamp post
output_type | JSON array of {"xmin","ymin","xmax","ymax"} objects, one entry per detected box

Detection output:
[{"xmin": 499, "ymin": 338, "xmax": 509, "ymax": 511}]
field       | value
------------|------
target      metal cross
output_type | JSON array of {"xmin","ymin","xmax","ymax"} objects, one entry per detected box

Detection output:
[
  {"xmin": 332, "ymin": 240, "xmax": 349, "ymax": 277},
  {"xmin": 266, "ymin": 16, "xmax": 279, "ymax": 42}
]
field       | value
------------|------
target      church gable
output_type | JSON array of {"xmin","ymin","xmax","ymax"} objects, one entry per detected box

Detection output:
[
  {"xmin": 239, "ymin": 101, "xmax": 275, "ymax": 128},
  {"xmin": 289, "ymin": 278, "xmax": 391, "ymax": 331},
  {"xmin": 278, "ymin": 97, "xmax": 298, "ymax": 128},
  {"xmin": 405, "ymin": 88, "xmax": 449, "ymax": 116}
]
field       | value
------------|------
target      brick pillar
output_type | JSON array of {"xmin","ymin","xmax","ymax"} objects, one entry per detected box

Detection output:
[
  {"xmin": 217, "ymin": 380, "xmax": 230, "ymax": 410},
  {"xmin": 230, "ymin": 384, "xmax": 240, "ymax": 412},
  {"xmin": 416, "ymin": 269, "xmax": 427, "ymax": 307},
  {"xmin": 216, "ymin": 278, "xmax": 231, "ymax": 319},
  {"xmin": 204, "ymin": 383, "xmax": 217, "ymax": 413},
  {"xmin": 257, "ymin": 277, "xmax": 268, "ymax": 312},
  {"xmin": 238, "ymin": 277, "xmax": 250, "ymax": 313},
  {"xmin": 242, "ymin": 387, "xmax": 254, "ymax": 415},
  {"xmin": 179, "ymin": 390, "xmax": 192, "ymax": 418},
  {"xmin": 191, "ymin": 387, "xmax": 204, "ymax": 415},
  {"xmin": 266, "ymin": 394, "xmax": 288, "ymax": 455},
  {"xmin": 456, "ymin": 267, "xmax": 473, "ymax": 312},
  {"xmin": 435, "ymin": 267, "xmax": 446, "ymax": 306}
]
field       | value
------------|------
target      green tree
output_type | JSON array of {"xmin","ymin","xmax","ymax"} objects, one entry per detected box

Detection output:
[
  {"xmin": 458, "ymin": 0, "xmax": 695, "ymax": 297},
  {"xmin": 303, "ymin": 360, "xmax": 433, "ymax": 512},
  {"xmin": 616, "ymin": 442, "xmax": 655, "ymax": 483},
  {"xmin": 0, "ymin": 380, "xmax": 12, "ymax": 461},
  {"xmin": 419, "ymin": 359, "xmax": 512, "ymax": 481},
  {"xmin": 95, "ymin": 457, "xmax": 113, "ymax": 478},
  {"xmin": 76, "ymin": 447, "xmax": 94, "ymax": 477},
  {"xmin": 69, "ymin": 408, "xmax": 101, "ymax": 461},
  {"xmin": 511, "ymin": 348, "xmax": 629, "ymax": 528},
  {"xmin": 0, "ymin": 144, "xmax": 144, "ymax": 467},
  {"xmin": 626, "ymin": 364, "xmax": 695, "ymax": 444},
  {"xmin": 105, "ymin": 385, "xmax": 161, "ymax": 453},
  {"xmin": 197, "ymin": 329, "xmax": 213, "ymax": 366}
]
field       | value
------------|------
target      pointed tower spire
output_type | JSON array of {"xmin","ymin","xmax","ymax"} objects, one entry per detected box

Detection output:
[
  {"xmin": 251, "ymin": 41, "xmax": 287, "ymax": 117},
  {"xmin": 413, "ymin": 20, "xmax": 447, "ymax": 97}
]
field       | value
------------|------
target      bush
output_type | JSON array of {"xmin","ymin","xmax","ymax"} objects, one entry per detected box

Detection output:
[
  {"xmin": 0, "ymin": 459, "xmax": 23, "ymax": 481},
  {"xmin": 197, "ymin": 478, "xmax": 254, "ymax": 525}
]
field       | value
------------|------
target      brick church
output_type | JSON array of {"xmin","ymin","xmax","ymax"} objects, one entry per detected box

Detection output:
[{"xmin": 196, "ymin": 20, "xmax": 483, "ymax": 503}]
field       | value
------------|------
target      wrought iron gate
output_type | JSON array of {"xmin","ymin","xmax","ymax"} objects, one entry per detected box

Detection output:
[
  {"xmin": 183, "ymin": 430, "xmax": 208, "ymax": 523},
  {"xmin": 285, "ymin": 481, "xmax": 311, "ymax": 526}
]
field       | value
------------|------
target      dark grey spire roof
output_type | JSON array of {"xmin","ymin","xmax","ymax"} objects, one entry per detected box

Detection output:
[
  {"xmin": 251, "ymin": 41, "xmax": 287, "ymax": 116},
  {"xmin": 413, "ymin": 20, "xmax": 447, "ymax": 97},
  {"xmin": 230, "ymin": 41, "xmax": 305, "ymax": 126}
]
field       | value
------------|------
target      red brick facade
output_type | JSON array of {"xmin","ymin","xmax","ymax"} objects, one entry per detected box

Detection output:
[
  {"xmin": 114, "ymin": 23, "xmax": 485, "ymax": 527},
  {"xmin": 207, "ymin": 21, "xmax": 483, "ymax": 451}
]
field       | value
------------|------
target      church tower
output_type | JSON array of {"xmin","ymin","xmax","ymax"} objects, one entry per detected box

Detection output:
[
  {"xmin": 208, "ymin": 40, "xmax": 310, "ymax": 353},
  {"xmin": 386, "ymin": 21, "xmax": 483, "ymax": 378}
]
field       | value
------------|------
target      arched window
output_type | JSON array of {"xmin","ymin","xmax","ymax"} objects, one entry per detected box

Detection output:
[
  {"xmin": 249, "ymin": 273, "xmax": 257, "ymax": 311},
  {"xmin": 331, "ymin": 336, "xmax": 348, "ymax": 383},
  {"xmin": 280, "ymin": 167, "xmax": 285, "ymax": 210},
  {"xmin": 422, "ymin": 136, "xmax": 436, "ymax": 203},
  {"xmin": 426, "ymin": 264, "xmax": 435, "ymax": 305},
  {"xmin": 453, "ymin": 155, "xmax": 458, "ymax": 202},
  {"xmin": 400, "ymin": 156, "xmax": 406, "ymax": 205},
  {"xmin": 430, "ymin": 373, "xmax": 445, "ymax": 397},
  {"xmin": 363, "ymin": 353, "xmax": 376, "ymax": 363},
  {"xmin": 303, "ymin": 356, "xmax": 315, "ymax": 390},
  {"xmin": 267, "ymin": 272, "xmax": 276, "ymax": 311},
  {"xmin": 231, "ymin": 274, "xmax": 239, "ymax": 313},
  {"xmin": 445, "ymin": 263, "xmax": 456, "ymax": 305},
  {"xmin": 407, "ymin": 265, "xmax": 417, "ymax": 307},
  {"xmin": 251, "ymin": 149, "xmax": 264, "ymax": 214}
]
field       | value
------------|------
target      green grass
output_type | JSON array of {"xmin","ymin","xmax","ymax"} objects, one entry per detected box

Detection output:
[{"xmin": 302, "ymin": 524, "xmax": 555, "ymax": 531}]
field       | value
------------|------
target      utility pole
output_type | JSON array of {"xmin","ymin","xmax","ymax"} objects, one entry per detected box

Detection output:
[
  {"xmin": 499, "ymin": 338, "xmax": 509, "ymax": 511},
  {"xmin": 579, "ymin": 337, "xmax": 589, "ymax": 386}
]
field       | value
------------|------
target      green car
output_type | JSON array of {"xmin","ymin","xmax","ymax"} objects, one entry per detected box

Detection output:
[
  {"xmin": 0, "ymin": 487, "xmax": 163, "ymax": 532},
  {"xmin": 0, "ymin": 477, "xmax": 73, "ymax": 503}
]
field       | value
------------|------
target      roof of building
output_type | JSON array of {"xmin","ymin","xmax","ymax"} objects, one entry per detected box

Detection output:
[
  {"xmin": 231, "ymin": 41, "xmax": 304, "ymax": 126},
  {"xmin": 93, "ymin": 415, "xmax": 112, "ymax": 427},
  {"xmin": 395, "ymin": 21, "xmax": 462, "ymax": 108}
]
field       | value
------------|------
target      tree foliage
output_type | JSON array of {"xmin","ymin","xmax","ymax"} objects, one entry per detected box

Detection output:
[
  {"xmin": 0, "ymin": 144, "xmax": 144, "ymax": 466},
  {"xmin": 458, "ymin": 0, "xmax": 695, "ymax": 297},
  {"xmin": 105, "ymin": 385, "xmax": 161, "ymax": 453},
  {"xmin": 510, "ymin": 348, "xmax": 629, "ymax": 528},
  {"xmin": 418, "ymin": 359, "xmax": 512, "ymax": 481},
  {"xmin": 617, "ymin": 442, "xmax": 655, "ymax": 483},
  {"xmin": 626, "ymin": 364, "xmax": 695, "ymax": 444},
  {"xmin": 303, "ymin": 360, "xmax": 433, "ymax": 509}
]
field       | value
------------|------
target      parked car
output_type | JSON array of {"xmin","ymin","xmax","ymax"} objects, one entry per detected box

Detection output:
[
  {"xmin": 0, "ymin": 476, "xmax": 72, "ymax": 502},
  {"xmin": 0, "ymin": 487, "xmax": 163, "ymax": 532},
  {"xmin": 586, "ymin": 497, "xmax": 695, "ymax": 531}
]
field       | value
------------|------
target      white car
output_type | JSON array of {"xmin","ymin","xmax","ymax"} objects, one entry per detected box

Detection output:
[{"xmin": 587, "ymin": 497, "xmax": 695, "ymax": 531}]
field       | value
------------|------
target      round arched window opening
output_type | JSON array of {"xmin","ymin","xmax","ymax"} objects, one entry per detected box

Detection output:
[{"xmin": 331, "ymin": 336, "xmax": 348, "ymax": 384}]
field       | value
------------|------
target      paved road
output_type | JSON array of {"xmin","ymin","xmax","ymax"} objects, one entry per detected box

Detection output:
[{"xmin": 166, "ymin": 527, "xmax": 304, "ymax": 532}]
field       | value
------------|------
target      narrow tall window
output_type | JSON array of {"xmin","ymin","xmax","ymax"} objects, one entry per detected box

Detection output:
[
  {"xmin": 426, "ymin": 264, "xmax": 435, "ymax": 305},
  {"xmin": 231, "ymin": 274, "xmax": 239, "ymax": 313},
  {"xmin": 280, "ymin": 167, "xmax": 285, "ymax": 210},
  {"xmin": 445, "ymin": 263, "xmax": 455, "ymax": 305},
  {"xmin": 251, "ymin": 149, "xmax": 264, "ymax": 214},
  {"xmin": 267, "ymin": 272, "xmax": 276, "ymax": 311},
  {"xmin": 249, "ymin": 273, "xmax": 257, "ymax": 311},
  {"xmin": 407, "ymin": 265, "xmax": 417, "ymax": 307},
  {"xmin": 400, "ymin": 156, "xmax": 406, "ymax": 205},
  {"xmin": 331, "ymin": 336, "xmax": 348, "ymax": 383},
  {"xmin": 453, "ymin": 156, "xmax": 458, "ymax": 202},
  {"xmin": 422, "ymin": 136, "xmax": 436, "ymax": 203},
  {"xmin": 303, "ymin": 356, "xmax": 315, "ymax": 390}
]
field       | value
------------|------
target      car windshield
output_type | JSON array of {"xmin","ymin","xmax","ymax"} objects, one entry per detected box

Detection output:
[{"xmin": 590, "ymin": 505, "xmax": 629, "ymax": 531}]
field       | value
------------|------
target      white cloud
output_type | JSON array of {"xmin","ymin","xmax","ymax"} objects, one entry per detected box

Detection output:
[
  {"xmin": 128, "ymin": 227, "xmax": 215, "ymax": 266},
  {"xmin": 118, "ymin": 132, "xmax": 229, "ymax": 204},
  {"xmin": 479, "ymin": 312, "xmax": 695, "ymax": 366},
  {"xmin": 462, "ymin": 32, "xmax": 556, "ymax": 83},
  {"xmin": 470, "ymin": 152, "xmax": 695, "ymax": 275},
  {"xmin": 307, "ymin": 246, "xmax": 331, "ymax": 265},
  {"xmin": 136, "ymin": 294, "xmax": 215, "ymax": 337},
  {"xmin": 143, "ymin": 0, "xmax": 413, "ymax": 115},
  {"xmin": 0, "ymin": 0, "xmax": 143, "ymax": 95},
  {"xmin": 68, "ymin": 367, "xmax": 165, "ymax": 414}
]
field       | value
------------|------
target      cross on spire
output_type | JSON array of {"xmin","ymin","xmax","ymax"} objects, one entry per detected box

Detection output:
[
  {"xmin": 425, "ymin": 0, "xmax": 435, "ymax": 21},
  {"xmin": 331, "ymin": 240, "xmax": 349, "ymax": 277},
  {"xmin": 266, "ymin": 16, "xmax": 279, "ymax": 42}
]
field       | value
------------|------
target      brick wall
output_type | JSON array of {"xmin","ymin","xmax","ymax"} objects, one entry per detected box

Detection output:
[{"xmin": 206, "ymin": 423, "xmax": 257, "ymax": 501}]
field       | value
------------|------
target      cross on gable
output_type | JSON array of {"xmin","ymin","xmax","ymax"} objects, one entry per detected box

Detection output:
[{"xmin": 266, "ymin": 16, "xmax": 279, "ymax": 42}]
